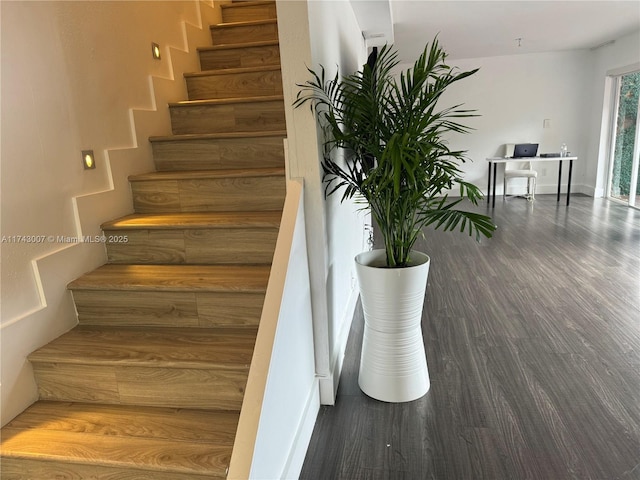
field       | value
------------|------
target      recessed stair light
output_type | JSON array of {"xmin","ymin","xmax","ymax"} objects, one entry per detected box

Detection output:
[
  {"xmin": 152, "ymin": 42, "xmax": 161, "ymax": 60},
  {"xmin": 82, "ymin": 150, "xmax": 96, "ymax": 170}
]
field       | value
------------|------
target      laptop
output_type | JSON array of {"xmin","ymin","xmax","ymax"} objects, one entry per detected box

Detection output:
[{"xmin": 512, "ymin": 143, "xmax": 539, "ymax": 158}]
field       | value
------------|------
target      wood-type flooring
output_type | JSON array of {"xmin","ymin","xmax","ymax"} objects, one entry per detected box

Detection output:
[{"xmin": 300, "ymin": 194, "xmax": 640, "ymax": 480}]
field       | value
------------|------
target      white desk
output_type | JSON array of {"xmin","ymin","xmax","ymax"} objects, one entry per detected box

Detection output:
[{"xmin": 486, "ymin": 156, "xmax": 578, "ymax": 208}]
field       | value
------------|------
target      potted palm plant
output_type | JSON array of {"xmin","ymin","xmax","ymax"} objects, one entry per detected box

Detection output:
[{"xmin": 294, "ymin": 39, "xmax": 496, "ymax": 402}]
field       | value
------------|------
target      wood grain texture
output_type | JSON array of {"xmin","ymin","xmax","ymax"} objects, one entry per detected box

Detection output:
[
  {"xmin": 130, "ymin": 169, "xmax": 286, "ymax": 213},
  {"xmin": 1, "ymin": 416, "xmax": 231, "ymax": 476},
  {"xmin": 32, "ymin": 363, "xmax": 248, "ymax": 410},
  {"xmin": 210, "ymin": 19, "xmax": 278, "ymax": 45},
  {"xmin": 72, "ymin": 290, "xmax": 264, "ymax": 327},
  {"xmin": 72, "ymin": 290, "xmax": 200, "ymax": 327},
  {"xmin": 150, "ymin": 131, "xmax": 285, "ymax": 171},
  {"xmin": 68, "ymin": 264, "xmax": 270, "ymax": 292},
  {"xmin": 0, "ymin": 462, "xmax": 224, "ymax": 480},
  {"xmin": 184, "ymin": 227, "xmax": 278, "ymax": 264},
  {"xmin": 169, "ymin": 96, "xmax": 286, "ymax": 134},
  {"xmin": 199, "ymin": 41, "xmax": 280, "ymax": 70},
  {"xmin": 301, "ymin": 195, "xmax": 640, "ymax": 480},
  {"xmin": 0, "ymin": 459, "xmax": 224, "ymax": 480},
  {"xmin": 221, "ymin": 1, "xmax": 276, "ymax": 23},
  {"xmin": 103, "ymin": 229, "xmax": 186, "ymax": 264},
  {"xmin": 185, "ymin": 66, "xmax": 283, "ymax": 101},
  {"xmin": 102, "ymin": 227, "xmax": 278, "ymax": 264},
  {"xmin": 29, "ymin": 326, "xmax": 257, "ymax": 368},
  {"xmin": 102, "ymin": 211, "xmax": 282, "ymax": 229},
  {"xmin": 115, "ymin": 367, "xmax": 247, "ymax": 410},
  {"xmin": 5, "ymin": 402, "xmax": 239, "ymax": 444},
  {"xmin": 196, "ymin": 292, "xmax": 265, "ymax": 327},
  {"xmin": 29, "ymin": 327, "xmax": 255, "ymax": 408}
]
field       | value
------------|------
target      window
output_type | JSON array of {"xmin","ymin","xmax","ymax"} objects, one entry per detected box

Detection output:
[{"xmin": 607, "ymin": 70, "xmax": 640, "ymax": 208}]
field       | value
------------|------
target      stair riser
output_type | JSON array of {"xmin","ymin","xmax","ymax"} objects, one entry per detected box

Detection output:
[
  {"xmin": 186, "ymin": 69, "xmax": 282, "ymax": 101},
  {"xmin": 102, "ymin": 228, "xmax": 278, "ymax": 264},
  {"xmin": 211, "ymin": 22, "xmax": 278, "ymax": 45},
  {"xmin": 32, "ymin": 363, "xmax": 247, "ymax": 410},
  {"xmin": 71, "ymin": 290, "xmax": 264, "ymax": 328},
  {"xmin": 0, "ymin": 461, "xmax": 220, "ymax": 480},
  {"xmin": 151, "ymin": 136, "xmax": 285, "ymax": 171},
  {"xmin": 131, "ymin": 176, "xmax": 285, "ymax": 213},
  {"xmin": 170, "ymin": 100, "xmax": 285, "ymax": 135},
  {"xmin": 200, "ymin": 44, "xmax": 280, "ymax": 70},
  {"xmin": 221, "ymin": 3, "xmax": 276, "ymax": 23}
]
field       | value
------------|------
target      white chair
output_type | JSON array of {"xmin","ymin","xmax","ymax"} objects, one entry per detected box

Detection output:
[{"xmin": 503, "ymin": 144, "xmax": 537, "ymax": 201}]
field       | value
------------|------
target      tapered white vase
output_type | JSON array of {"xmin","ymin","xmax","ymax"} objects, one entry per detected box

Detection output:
[{"xmin": 355, "ymin": 249, "xmax": 430, "ymax": 402}]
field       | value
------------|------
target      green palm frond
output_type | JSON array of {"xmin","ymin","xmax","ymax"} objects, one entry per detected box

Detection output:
[{"xmin": 294, "ymin": 38, "xmax": 497, "ymax": 267}]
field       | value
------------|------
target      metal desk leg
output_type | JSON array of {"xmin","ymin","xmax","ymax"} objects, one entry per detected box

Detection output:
[
  {"xmin": 557, "ymin": 160, "xmax": 563, "ymax": 202},
  {"xmin": 567, "ymin": 159, "xmax": 574, "ymax": 206},
  {"xmin": 487, "ymin": 162, "xmax": 492, "ymax": 205},
  {"xmin": 492, "ymin": 162, "xmax": 497, "ymax": 208}
]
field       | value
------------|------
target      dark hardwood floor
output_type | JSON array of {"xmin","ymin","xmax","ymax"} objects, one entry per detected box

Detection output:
[{"xmin": 300, "ymin": 194, "xmax": 640, "ymax": 480}]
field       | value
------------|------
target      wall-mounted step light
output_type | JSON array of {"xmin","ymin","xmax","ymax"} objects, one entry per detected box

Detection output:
[
  {"xmin": 82, "ymin": 150, "xmax": 96, "ymax": 170},
  {"xmin": 152, "ymin": 42, "xmax": 161, "ymax": 60}
]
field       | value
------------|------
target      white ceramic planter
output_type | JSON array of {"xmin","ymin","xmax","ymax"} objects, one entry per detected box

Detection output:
[{"xmin": 355, "ymin": 249, "xmax": 430, "ymax": 402}]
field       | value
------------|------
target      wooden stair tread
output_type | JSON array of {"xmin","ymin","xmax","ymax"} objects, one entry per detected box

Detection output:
[
  {"xmin": 212, "ymin": 19, "xmax": 277, "ymax": 29},
  {"xmin": 4, "ymin": 401, "xmax": 239, "ymax": 445},
  {"xmin": 149, "ymin": 130, "xmax": 286, "ymax": 142},
  {"xmin": 68, "ymin": 264, "xmax": 270, "ymax": 292},
  {"xmin": 102, "ymin": 211, "xmax": 282, "ymax": 230},
  {"xmin": 1, "ymin": 403, "xmax": 232, "ymax": 476},
  {"xmin": 222, "ymin": 0, "xmax": 275, "ymax": 8},
  {"xmin": 128, "ymin": 166, "xmax": 285, "ymax": 182},
  {"xmin": 198, "ymin": 40, "xmax": 278, "ymax": 52},
  {"xmin": 1, "ymin": 429, "xmax": 230, "ymax": 477},
  {"xmin": 169, "ymin": 93, "xmax": 283, "ymax": 107},
  {"xmin": 184, "ymin": 64, "xmax": 280, "ymax": 78},
  {"xmin": 214, "ymin": 18, "xmax": 278, "ymax": 30},
  {"xmin": 28, "ymin": 326, "xmax": 256, "ymax": 369}
]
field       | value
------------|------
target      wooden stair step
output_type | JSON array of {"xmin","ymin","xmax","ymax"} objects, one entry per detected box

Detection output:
[
  {"xmin": 29, "ymin": 326, "xmax": 255, "ymax": 409},
  {"xmin": 1, "ymin": 401, "xmax": 237, "ymax": 479},
  {"xmin": 210, "ymin": 19, "xmax": 278, "ymax": 45},
  {"xmin": 149, "ymin": 131, "xmax": 286, "ymax": 171},
  {"xmin": 185, "ymin": 65, "xmax": 282, "ymax": 101},
  {"xmin": 72, "ymin": 289, "xmax": 266, "ymax": 328},
  {"xmin": 70, "ymin": 264, "xmax": 268, "ymax": 329},
  {"xmin": 102, "ymin": 211, "xmax": 282, "ymax": 230},
  {"xmin": 221, "ymin": 1, "xmax": 276, "ymax": 23},
  {"xmin": 68, "ymin": 263, "xmax": 270, "ymax": 293},
  {"xmin": 169, "ymin": 95, "xmax": 285, "ymax": 135},
  {"xmin": 101, "ymin": 211, "xmax": 281, "ymax": 265},
  {"xmin": 198, "ymin": 40, "xmax": 280, "ymax": 70},
  {"xmin": 29, "ymin": 325, "xmax": 256, "ymax": 369},
  {"xmin": 128, "ymin": 167, "xmax": 286, "ymax": 213}
]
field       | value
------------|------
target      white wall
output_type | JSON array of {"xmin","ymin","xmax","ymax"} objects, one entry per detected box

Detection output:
[
  {"xmin": 0, "ymin": 0, "xmax": 220, "ymax": 425},
  {"xmin": 400, "ymin": 28, "xmax": 640, "ymax": 199},
  {"xmin": 433, "ymin": 49, "xmax": 593, "ymax": 196},
  {"xmin": 247, "ymin": 181, "xmax": 317, "ymax": 480},
  {"xmin": 307, "ymin": 0, "xmax": 368, "ymax": 402},
  {"xmin": 278, "ymin": 0, "xmax": 367, "ymax": 404}
]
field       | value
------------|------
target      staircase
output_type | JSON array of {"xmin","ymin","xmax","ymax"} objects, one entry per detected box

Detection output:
[{"xmin": 0, "ymin": 2, "xmax": 286, "ymax": 478}]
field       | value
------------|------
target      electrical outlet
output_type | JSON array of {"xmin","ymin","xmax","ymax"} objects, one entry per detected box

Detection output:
[
  {"xmin": 542, "ymin": 168, "xmax": 547, "ymax": 176},
  {"xmin": 543, "ymin": 119, "xmax": 551, "ymax": 128}
]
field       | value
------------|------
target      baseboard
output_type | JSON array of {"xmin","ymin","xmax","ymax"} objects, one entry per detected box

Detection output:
[
  {"xmin": 279, "ymin": 378, "xmax": 320, "ymax": 479},
  {"xmin": 319, "ymin": 286, "xmax": 359, "ymax": 405},
  {"xmin": 503, "ymin": 183, "xmax": 593, "ymax": 197}
]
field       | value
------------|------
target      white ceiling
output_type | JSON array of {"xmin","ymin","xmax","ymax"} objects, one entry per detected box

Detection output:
[{"xmin": 351, "ymin": 0, "xmax": 640, "ymax": 62}]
